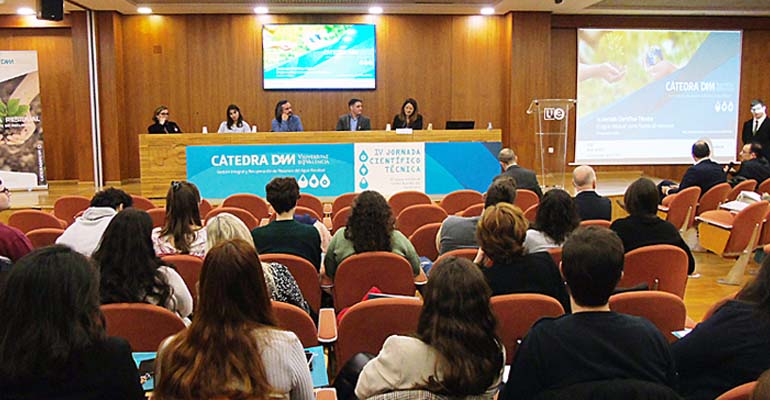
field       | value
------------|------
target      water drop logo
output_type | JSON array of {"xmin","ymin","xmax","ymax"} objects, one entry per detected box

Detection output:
[
  {"xmin": 309, "ymin": 174, "xmax": 320, "ymax": 188},
  {"xmin": 298, "ymin": 174, "xmax": 309, "ymax": 188},
  {"xmin": 359, "ymin": 151, "xmax": 369, "ymax": 162},
  {"xmin": 359, "ymin": 177, "xmax": 369, "ymax": 189},
  {"xmin": 319, "ymin": 174, "xmax": 331, "ymax": 188},
  {"xmin": 359, "ymin": 164, "xmax": 369, "ymax": 176}
]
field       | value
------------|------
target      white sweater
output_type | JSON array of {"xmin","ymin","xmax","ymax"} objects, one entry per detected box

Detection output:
[{"xmin": 55, "ymin": 207, "xmax": 117, "ymax": 256}]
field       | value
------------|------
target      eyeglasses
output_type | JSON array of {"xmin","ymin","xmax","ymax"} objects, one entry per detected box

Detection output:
[{"xmin": 159, "ymin": 111, "xmax": 169, "ymax": 115}]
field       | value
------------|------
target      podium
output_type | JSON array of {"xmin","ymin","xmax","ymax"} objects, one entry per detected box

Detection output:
[{"xmin": 527, "ymin": 99, "xmax": 576, "ymax": 189}]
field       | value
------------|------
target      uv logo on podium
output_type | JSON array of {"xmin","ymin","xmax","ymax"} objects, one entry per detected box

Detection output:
[{"xmin": 544, "ymin": 107, "xmax": 566, "ymax": 121}]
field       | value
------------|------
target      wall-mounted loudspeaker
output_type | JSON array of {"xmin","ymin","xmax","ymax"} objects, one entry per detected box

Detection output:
[{"xmin": 37, "ymin": 0, "xmax": 64, "ymax": 21}]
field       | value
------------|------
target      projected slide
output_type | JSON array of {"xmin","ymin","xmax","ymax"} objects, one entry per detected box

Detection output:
[
  {"xmin": 263, "ymin": 24, "xmax": 376, "ymax": 89},
  {"xmin": 576, "ymin": 30, "xmax": 741, "ymax": 164}
]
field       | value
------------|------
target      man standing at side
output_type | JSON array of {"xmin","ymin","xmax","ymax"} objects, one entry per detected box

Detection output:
[
  {"xmin": 659, "ymin": 140, "xmax": 725, "ymax": 199},
  {"xmin": 0, "ymin": 179, "xmax": 32, "ymax": 264},
  {"xmin": 497, "ymin": 147, "xmax": 542, "ymax": 198},
  {"xmin": 336, "ymin": 98, "xmax": 371, "ymax": 131},
  {"xmin": 573, "ymin": 165, "xmax": 611, "ymax": 221},
  {"xmin": 56, "ymin": 187, "xmax": 133, "ymax": 257},
  {"xmin": 742, "ymin": 99, "xmax": 770, "ymax": 159}
]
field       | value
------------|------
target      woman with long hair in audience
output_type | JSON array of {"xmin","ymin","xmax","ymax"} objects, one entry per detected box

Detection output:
[
  {"xmin": 0, "ymin": 246, "xmax": 143, "ymax": 399},
  {"xmin": 154, "ymin": 239, "xmax": 313, "ymax": 400},
  {"xmin": 671, "ymin": 254, "xmax": 770, "ymax": 400},
  {"xmin": 392, "ymin": 98, "xmax": 423, "ymax": 130},
  {"xmin": 152, "ymin": 180, "xmax": 208, "ymax": 257},
  {"xmin": 609, "ymin": 177, "xmax": 696, "ymax": 275},
  {"xmin": 475, "ymin": 202, "xmax": 570, "ymax": 311},
  {"xmin": 355, "ymin": 256, "xmax": 505, "ymax": 398},
  {"xmin": 323, "ymin": 190, "xmax": 420, "ymax": 280},
  {"xmin": 95, "ymin": 208, "xmax": 193, "ymax": 323},
  {"xmin": 206, "ymin": 212, "xmax": 311, "ymax": 314},
  {"xmin": 523, "ymin": 188, "xmax": 580, "ymax": 253}
]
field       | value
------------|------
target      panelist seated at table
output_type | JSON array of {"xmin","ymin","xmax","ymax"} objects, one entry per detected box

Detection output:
[
  {"xmin": 218, "ymin": 104, "xmax": 253, "ymax": 133},
  {"xmin": 271, "ymin": 100, "xmax": 304, "ymax": 132},
  {"xmin": 392, "ymin": 97, "xmax": 423, "ymax": 130},
  {"xmin": 336, "ymin": 98, "xmax": 371, "ymax": 131},
  {"xmin": 148, "ymin": 105, "xmax": 182, "ymax": 134}
]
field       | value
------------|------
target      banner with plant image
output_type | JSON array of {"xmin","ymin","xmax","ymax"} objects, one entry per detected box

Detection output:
[{"xmin": 0, "ymin": 51, "xmax": 46, "ymax": 189}]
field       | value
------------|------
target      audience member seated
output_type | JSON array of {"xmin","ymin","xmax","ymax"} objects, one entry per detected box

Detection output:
[
  {"xmin": 524, "ymin": 189, "xmax": 580, "ymax": 253},
  {"xmin": 500, "ymin": 226, "xmax": 677, "ymax": 400},
  {"xmin": 610, "ymin": 178, "xmax": 696, "ymax": 275},
  {"xmin": 659, "ymin": 140, "xmax": 726, "ymax": 199},
  {"xmin": 94, "ymin": 208, "xmax": 193, "ymax": 323},
  {"xmin": 497, "ymin": 147, "xmax": 543, "ymax": 198},
  {"xmin": 152, "ymin": 181, "xmax": 207, "ymax": 257},
  {"xmin": 0, "ymin": 246, "xmax": 143, "ymax": 399},
  {"xmin": 474, "ymin": 202, "xmax": 570, "ymax": 311},
  {"xmin": 251, "ymin": 177, "xmax": 322, "ymax": 271},
  {"xmin": 392, "ymin": 98, "xmax": 423, "ymax": 130},
  {"xmin": 207, "ymin": 212, "xmax": 310, "ymax": 314},
  {"xmin": 0, "ymin": 178, "xmax": 32, "ymax": 263},
  {"xmin": 437, "ymin": 176, "xmax": 518, "ymax": 255},
  {"xmin": 56, "ymin": 187, "xmax": 133, "ymax": 257},
  {"xmin": 355, "ymin": 256, "xmax": 505, "ymax": 399},
  {"xmin": 727, "ymin": 143, "xmax": 770, "ymax": 187},
  {"xmin": 324, "ymin": 190, "xmax": 420, "ymax": 280},
  {"xmin": 154, "ymin": 239, "xmax": 313, "ymax": 400},
  {"xmin": 573, "ymin": 165, "xmax": 612, "ymax": 221},
  {"xmin": 671, "ymin": 255, "xmax": 770, "ymax": 400}
]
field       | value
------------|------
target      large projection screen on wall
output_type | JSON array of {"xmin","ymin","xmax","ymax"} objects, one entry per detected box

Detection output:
[
  {"xmin": 262, "ymin": 24, "xmax": 376, "ymax": 90},
  {"xmin": 575, "ymin": 29, "xmax": 742, "ymax": 164}
]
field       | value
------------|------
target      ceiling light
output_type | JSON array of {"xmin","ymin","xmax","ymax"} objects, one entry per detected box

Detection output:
[
  {"xmin": 17, "ymin": 7, "xmax": 35, "ymax": 16},
  {"xmin": 254, "ymin": 6, "xmax": 269, "ymax": 14},
  {"xmin": 480, "ymin": 7, "xmax": 494, "ymax": 15},
  {"xmin": 369, "ymin": 6, "xmax": 383, "ymax": 14},
  {"xmin": 137, "ymin": 7, "xmax": 153, "ymax": 14}
]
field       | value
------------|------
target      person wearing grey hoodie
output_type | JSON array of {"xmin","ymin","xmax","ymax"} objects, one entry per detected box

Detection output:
[{"xmin": 56, "ymin": 188, "xmax": 133, "ymax": 257}]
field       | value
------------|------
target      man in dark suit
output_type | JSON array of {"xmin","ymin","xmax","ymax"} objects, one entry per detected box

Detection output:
[
  {"xmin": 659, "ymin": 140, "xmax": 726, "ymax": 199},
  {"xmin": 728, "ymin": 143, "xmax": 770, "ymax": 187},
  {"xmin": 741, "ymin": 99, "xmax": 770, "ymax": 159},
  {"xmin": 497, "ymin": 147, "xmax": 543, "ymax": 198},
  {"xmin": 573, "ymin": 165, "xmax": 611, "ymax": 221},
  {"xmin": 336, "ymin": 98, "xmax": 371, "ymax": 131}
]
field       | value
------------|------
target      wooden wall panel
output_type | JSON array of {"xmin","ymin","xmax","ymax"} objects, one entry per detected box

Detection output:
[{"xmin": 69, "ymin": 12, "xmax": 95, "ymax": 182}]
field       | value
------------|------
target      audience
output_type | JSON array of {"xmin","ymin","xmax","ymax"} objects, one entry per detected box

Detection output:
[
  {"xmin": 475, "ymin": 202, "xmax": 570, "ymax": 311},
  {"xmin": 659, "ymin": 140, "xmax": 725, "ymax": 199},
  {"xmin": 94, "ymin": 208, "xmax": 193, "ymax": 323},
  {"xmin": 501, "ymin": 226, "xmax": 677, "ymax": 400},
  {"xmin": 56, "ymin": 187, "xmax": 133, "ymax": 257},
  {"xmin": 207, "ymin": 212, "xmax": 310, "ymax": 314},
  {"xmin": 728, "ymin": 143, "xmax": 770, "ymax": 187},
  {"xmin": 610, "ymin": 178, "xmax": 696, "ymax": 275},
  {"xmin": 355, "ymin": 256, "xmax": 505, "ymax": 399},
  {"xmin": 324, "ymin": 190, "xmax": 420, "ymax": 279},
  {"xmin": 497, "ymin": 147, "xmax": 542, "ymax": 198},
  {"xmin": 0, "ymin": 246, "xmax": 143, "ymax": 399},
  {"xmin": 523, "ymin": 189, "xmax": 580, "ymax": 253},
  {"xmin": 152, "ymin": 181, "xmax": 207, "ymax": 257},
  {"xmin": 154, "ymin": 239, "xmax": 313, "ymax": 400},
  {"xmin": 671, "ymin": 254, "xmax": 770, "ymax": 400},
  {"xmin": 572, "ymin": 165, "xmax": 612, "ymax": 221},
  {"xmin": 0, "ymin": 178, "xmax": 32, "ymax": 264},
  {"xmin": 251, "ymin": 177, "xmax": 322, "ymax": 270}
]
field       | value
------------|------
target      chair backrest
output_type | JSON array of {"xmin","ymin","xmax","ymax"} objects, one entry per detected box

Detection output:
[
  {"xmin": 715, "ymin": 381, "xmax": 757, "ymax": 400},
  {"xmin": 666, "ymin": 186, "xmax": 701, "ymax": 231},
  {"xmin": 222, "ymin": 193, "xmax": 270, "ymax": 220},
  {"xmin": 514, "ymin": 189, "xmax": 539, "ymax": 211},
  {"xmin": 490, "ymin": 293, "xmax": 565, "ymax": 363},
  {"xmin": 460, "ymin": 203, "xmax": 484, "ymax": 217},
  {"xmin": 579, "ymin": 219, "xmax": 611, "ymax": 228},
  {"xmin": 617, "ymin": 244, "xmax": 689, "ymax": 298},
  {"xmin": 434, "ymin": 248, "xmax": 478, "ymax": 265},
  {"xmin": 53, "ymin": 195, "xmax": 91, "ymax": 225},
  {"xmin": 388, "ymin": 191, "xmax": 433, "ymax": 216},
  {"xmin": 758, "ymin": 178, "xmax": 770, "ymax": 195},
  {"xmin": 294, "ymin": 205, "xmax": 323, "ymax": 222},
  {"xmin": 609, "ymin": 291, "xmax": 687, "ymax": 343},
  {"xmin": 698, "ymin": 182, "xmax": 730, "ymax": 215},
  {"xmin": 26, "ymin": 228, "xmax": 64, "ymax": 249},
  {"xmin": 439, "ymin": 190, "xmax": 483, "ymax": 215},
  {"xmin": 336, "ymin": 298, "xmax": 422, "ymax": 367},
  {"xmin": 332, "ymin": 193, "xmax": 357, "ymax": 217},
  {"xmin": 297, "ymin": 193, "xmax": 325, "ymax": 219},
  {"xmin": 396, "ymin": 204, "xmax": 448, "ymax": 237},
  {"xmin": 101, "ymin": 303, "xmax": 186, "ymax": 351},
  {"xmin": 271, "ymin": 300, "xmax": 318, "ymax": 348},
  {"xmin": 199, "ymin": 198, "xmax": 214, "ymax": 218},
  {"xmin": 260, "ymin": 253, "xmax": 321, "ymax": 313},
  {"xmin": 205, "ymin": 207, "xmax": 260, "ymax": 230},
  {"xmin": 161, "ymin": 255, "xmax": 204, "ymax": 309},
  {"xmin": 8, "ymin": 210, "xmax": 66, "ymax": 233},
  {"xmin": 331, "ymin": 206, "xmax": 352, "ymax": 234},
  {"xmin": 725, "ymin": 201, "xmax": 770, "ymax": 254},
  {"xmin": 523, "ymin": 204, "xmax": 538, "ymax": 223},
  {"xmin": 727, "ymin": 179, "xmax": 758, "ymax": 202},
  {"xmin": 547, "ymin": 247, "xmax": 562, "ymax": 266},
  {"xmin": 130, "ymin": 195, "xmax": 157, "ymax": 211},
  {"xmin": 409, "ymin": 222, "xmax": 442, "ymax": 262},
  {"xmin": 334, "ymin": 252, "xmax": 416, "ymax": 311},
  {"xmin": 147, "ymin": 207, "xmax": 167, "ymax": 228}
]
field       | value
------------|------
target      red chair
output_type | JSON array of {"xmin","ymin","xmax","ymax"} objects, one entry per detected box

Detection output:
[
  {"xmin": 409, "ymin": 222, "xmax": 442, "ymax": 262},
  {"xmin": 617, "ymin": 244, "xmax": 689, "ymax": 298},
  {"xmin": 298, "ymin": 193, "xmax": 325, "ymax": 218},
  {"xmin": 697, "ymin": 183, "xmax": 730, "ymax": 215},
  {"xmin": 726, "ymin": 179, "xmax": 758, "ymax": 202},
  {"xmin": 388, "ymin": 191, "xmax": 432, "ymax": 216},
  {"xmin": 524, "ymin": 204, "xmax": 538, "ymax": 223},
  {"xmin": 514, "ymin": 189, "xmax": 539, "ymax": 212},
  {"xmin": 294, "ymin": 205, "xmax": 323, "ymax": 222},
  {"xmin": 147, "ymin": 207, "xmax": 166, "ymax": 228},
  {"xmin": 658, "ymin": 186, "xmax": 700, "ymax": 233},
  {"xmin": 130, "ymin": 195, "xmax": 157, "ymax": 211},
  {"xmin": 580, "ymin": 219, "xmax": 611, "ymax": 228},
  {"xmin": 8, "ymin": 210, "xmax": 67, "ymax": 234},
  {"xmin": 101, "ymin": 303, "xmax": 186, "ymax": 352},
  {"xmin": 434, "ymin": 248, "xmax": 478, "ymax": 265},
  {"xmin": 222, "ymin": 193, "xmax": 270, "ymax": 220},
  {"xmin": 260, "ymin": 253, "xmax": 321, "ymax": 314},
  {"xmin": 396, "ymin": 204, "xmax": 448, "ymax": 237},
  {"xmin": 331, "ymin": 206, "xmax": 352, "ymax": 234},
  {"xmin": 333, "ymin": 252, "xmax": 416, "ymax": 312},
  {"xmin": 26, "ymin": 228, "xmax": 64, "ymax": 248},
  {"xmin": 547, "ymin": 247, "xmax": 562, "ymax": 266},
  {"xmin": 715, "ymin": 381, "xmax": 757, "ymax": 400},
  {"xmin": 460, "ymin": 203, "xmax": 484, "ymax": 217},
  {"xmin": 609, "ymin": 291, "xmax": 687, "ymax": 343},
  {"xmin": 332, "ymin": 193, "xmax": 357, "ymax": 217},
  {"xmin": 199, "ymin": 198, "xmax": 213, "ymax": 218},
  {"xmin": 161, "ymin": 255, "xmax": 204, "ymax": 309},
  {"xmin": 336, "ymin": 298, "xmax": 422, "ymax": 368},
  {"xmin": 53, "ymin": 195, "xmax": 90, "ymax": 225},
  {"xmin": 491, "ymin": 293, "xmax": 565, "ymax": 363},
  {"xmin": 272, "ymin": 300, "xmax": 319, "ymax": 348},
  {"xmin": 758, "ymin": 177, "xmax": 770, "ymax": 195},
  {"xmin": 205, "ymin": 207, "xmax": 260, "ymax": 230},
  {"xmin": 439, "ymin": 190, "xmax": 483, "ymax": 215}
]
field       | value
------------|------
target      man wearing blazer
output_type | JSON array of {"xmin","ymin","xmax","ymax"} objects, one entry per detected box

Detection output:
[
  {"xmin": 497, "ymin": 147, "xmax": 543, "ymax": 198},
  {"xmin": 573, "ymin": 165, "xmax": 612, "ymax": 221},
  {"xmin": 336, "ymin": 98, "xmax": 371, "ymax": 131},
  {"xmin": 742, "ymin": 99, "xmax": 770, "ymax": 159},
  {"xmin": 659, "ymin": 140, "xmax": 726, "ymax": 199}
]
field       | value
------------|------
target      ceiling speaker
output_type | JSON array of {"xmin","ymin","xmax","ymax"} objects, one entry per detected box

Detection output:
[{"xmin": 37, "ymin": 0, "xmax": 64, "ymax": 21}]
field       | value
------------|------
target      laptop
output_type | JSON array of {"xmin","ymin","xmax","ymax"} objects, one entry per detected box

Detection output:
[{"xmin": 445, "ymin": 120, "xmax": 475, "ymax": 130}]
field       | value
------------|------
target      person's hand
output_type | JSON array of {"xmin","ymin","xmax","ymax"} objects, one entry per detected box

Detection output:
[
  {"xmin": 158, "ymin": 115, "xmax": 167, "ymax": 124},
  {"xmin": 281, "ymin": 111, "xmax": 290, "ymax": 122},
  {"xmin": 473, "ymin": 248, "xmax": 488, "ymax": 266},
  {"xmin": 646, "ymin": 60, "xmax": 678, "ymax": 80},
  {"xmin": 598, "ymin": 62, "xmax": 626, "ymax": 83}
]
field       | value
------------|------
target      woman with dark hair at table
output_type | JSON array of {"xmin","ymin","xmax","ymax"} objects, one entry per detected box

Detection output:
[
  {"xmin": 392, "ymin": 98, "xmax": 423, "ymax": 130},
  {"xmin": 148, "ymin": 105, "xmax": 182, "ymax": 134},
  {"xmin": 218, "ymin": 104, "xmax": 253, "ymax": 133}
]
